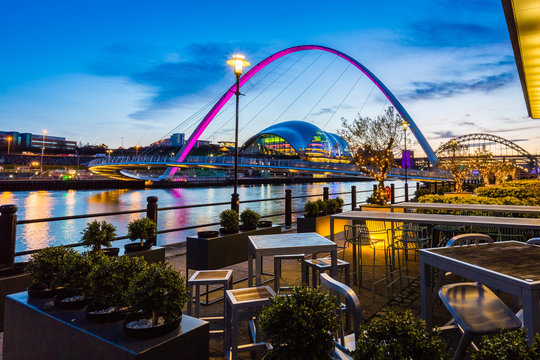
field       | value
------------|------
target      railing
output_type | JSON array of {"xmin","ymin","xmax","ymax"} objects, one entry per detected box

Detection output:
[{"xmin": 0, "ymin": 182, "xmax": 425, "ymax": 267}]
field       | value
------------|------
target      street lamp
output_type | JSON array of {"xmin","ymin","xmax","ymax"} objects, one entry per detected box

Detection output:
[
  {"xmin": 226, "ymin": 54, "xmax": 250, "ymax": 212},
  {"xmin": 402, "ymin": 122, "xmax": 409, "ymax": 201},
  {"xmin": 135, "ymin": 145, "xmax": 139, "ymax": 156},
  {"xmin": 41, "ymin": 130, "xmax": 47, "ymax": 172},
  {"xmin": 7, "ymin": 136, "xmax": 12, "ymax": 154}
]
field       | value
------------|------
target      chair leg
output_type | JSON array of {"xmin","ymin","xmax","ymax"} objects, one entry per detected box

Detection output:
[{"xmin": 454, "ymin": 330, "xmax": 472, "ymax": 360}]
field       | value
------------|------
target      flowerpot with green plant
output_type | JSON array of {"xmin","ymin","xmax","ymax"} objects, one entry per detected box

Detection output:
[
  {"xmin": 315, "ymin": 199, "xmax": 328, "ymax": 216},
  {"xmin": 352, "ymin": 308, "xmax": 448, "ymax": 360},
  {"xmin": 53, "ymin": 251, "xmax": 94, "ymax": 309},
  {"xmin": 239, "ymin": 209, "xmax": 261, "ymax": 231},
  {"xmin": 326, "ymin": 199, "xmax": 339, "ymax": 215},
  {"xmin": 124, "ymin": 262, "xmax": 188, "ymax": 338},
  {"xmin": 335, "ymin": 197, "xmax": 344, "ymax": 212},
  {"xmin": 84, "ymin": 255, "xmax": 146, "ymax": 322},
  {"xmin": 80, "ymin": 220, "xmax": 119, "ymax": 256},
  {"xmin": 304, "ymin": 201, "xmax": 319, "ymax": 218},
  {"xmin": 25, "ymin": 246, "xmax": 72, "ymax": 298},
  {"xmin": 219, "ymin": 209, "xmax": 239, "ymax": 234},
  {"xmin": 125, "ymin": 217, "xmax": 156, "ymax": 253},
  {"xmin": 259, "ymin": 285, "xmax": 340, "ymax": 359}
]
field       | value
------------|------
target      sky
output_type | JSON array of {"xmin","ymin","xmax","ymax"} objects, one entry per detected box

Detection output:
[{"xmin": 0, "ymin": 0, "xmax": 538, "ymax": 156}]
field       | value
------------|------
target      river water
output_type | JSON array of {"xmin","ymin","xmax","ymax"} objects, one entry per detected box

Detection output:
[{"xmin": 0, "ymin": 180, "xmax": 414, "ymax": 253}]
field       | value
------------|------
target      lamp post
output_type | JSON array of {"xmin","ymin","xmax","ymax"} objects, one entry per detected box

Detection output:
[
  {"xmin": 7, "ymin": 136, "xmax": 12, "ymax": 155},
  {"xmin": 41, "ymin": 130, "xmax": 47, "ymax": 172},
  {"xmin": 135, "ymin": 145, "xmax": 139, "ymax": 157},
  {"xmin": 226, "ymin": 54, "xmax": 250, "ymax": 212},
  {"xmin": 402, "ymin": 122, "xmax": 409, "ymax": 201}
]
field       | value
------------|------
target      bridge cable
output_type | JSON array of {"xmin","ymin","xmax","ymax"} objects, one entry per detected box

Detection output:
[{"xmin": 320, "ymin": 73, "xmax": 364, "ymax": 130}]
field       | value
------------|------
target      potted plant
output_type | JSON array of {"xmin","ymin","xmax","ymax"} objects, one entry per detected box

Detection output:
[
  {"xmin": 125, "ymin": 217, "xmax": 156, "ymax": 252},
  {"xmin": 315, "ymin": 199, "xmax": 328, "ymax": 216},
  {"xmin": 80, "ymin": 220, "xmax": 119, "ymax": 256},
  {"xmin": 219, "ymin": 209, "xmax": 239, "ymax": 234},
  {"xmin": 53, "ymin": 251, "xmax": 93, "ymax": 309},
  {"xmin": 352, "ymin": 308, "xmax": 448, "ymax": 360},
  {"xmin": 326, "ymin": 199, "xmax": 339, "ymax": 215},
  {"xmin": 470, "ymin": 329, "xmax": 540, "ymax": 360},
  {"xmin": 298, "ymin": 199, "xmax": 348, "ymax": 237},
  {"xmin": 84, "ymin": 255, "xmax": 146, "ymax": 322},
  {"xmin": 25, "ymin": 246, "xmax": 71, "ymax": 298},
  {"xmin": 259, "ymin": 285, "xmax": 339, "ymax": 359},
  {"xmin": 335, "ymin": 197, "xmax": 344, "ymax": 213},
  {"xmin": 304, "ymin": 201, "xmax": 319, "ymax": 218},
  {"xmin": 240, "ymin": 209, "xmax": 260, "ymax": 231},
  {"xmin": 124, "ymin": 262, "xmax": 188, "ymax": 338}
]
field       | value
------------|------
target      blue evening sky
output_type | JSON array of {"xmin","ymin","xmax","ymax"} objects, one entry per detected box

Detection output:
[{"xmin": 0, "ymin": 0, "xmax": 537, "ymax": 155}]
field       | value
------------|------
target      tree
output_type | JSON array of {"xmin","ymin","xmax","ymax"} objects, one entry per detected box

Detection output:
[
  {"xmin": 491, "ymin": 159, "xmax": 518, "ymax": 185},
  {"xmin": 340, "ymin": 107, "xmax": 404, "ymax": 205},
  {"xmin": 436, "ymin": 139, "xmax": 470, "ymax": 193},
  {"xmin": 469, "ymin": 146, "xmax": 494, "ymax": 186}
]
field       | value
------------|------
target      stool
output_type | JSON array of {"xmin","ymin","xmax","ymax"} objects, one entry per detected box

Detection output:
[
  {"xmin": 225, "ymin": 286, "xmax": 276, "ymax": 360},
  {"xmin": 187, "ymin": 270, "xmax": 233, "ymax": 335},
  {"xmin": 273, "ymin": 254, "xmax": 305, "ymax": 293},
  {"xmin": 302, "ymin": 257, "xmax": 350, "ymax": 287}
]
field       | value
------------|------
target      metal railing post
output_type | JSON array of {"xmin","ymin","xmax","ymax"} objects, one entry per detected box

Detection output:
[
  {"xmin": 285, "ymin": 189, "xmax": 292, "ymax": 228},
  {"xmin": 0, "ymin": 205, "xmax": 18, "ymax": 266},
  {"xmin": 404, "ymin": 182, "xmax": 409, "ymax": 202},
  {"xmin": 146, "ymin": 196, "xmax": 158, "ymax": 246},
  {"xmin": 434, "ymin": 182, "xmax": 438, "ymax": 194},
  {"xmin": 351, "ymin": 186, "xmax": 357, "ymax": 210},
  {"xmin": 390, "ymin": 184, "xmax": 395, "ymax": 204},
  {"xmin": 323, "ymin": 187, "xmax": 329, "ymax": 201}
]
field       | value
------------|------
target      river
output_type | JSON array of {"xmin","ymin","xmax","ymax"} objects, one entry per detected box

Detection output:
[{"xmin": 0, "ymin": 180, "xmax": 415, "ymax": 253}]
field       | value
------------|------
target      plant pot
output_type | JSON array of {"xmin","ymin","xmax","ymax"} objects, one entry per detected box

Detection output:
[
  {"xmin": 257, "ymin": 220, "xmax": 272, "ymax": 228},
  {"xmin": 336, "ymin": 208, "xmax": 343, "ymax": 213},
  {"xmin": 239, "ymin": 224, "xmax": 257, "ymax": 231},
  {"xmin": 219, "ymin": 227, "xmax": 239, "ymax": 235},
  {"xmin": 85, "ymin": 305, "xmax": 126, "ymax": 323},
  {"xmin": 197, "ymin": 230, "xmax": 219, "ymax": 238},
  {"xmin": 27, "ymin": 284, "xmax": 59, "ymax": 299},
  {"xmin": 53, "ymin": 290, "xmax": 88, "ymax": 310},
  {"xmin": 124, "ymin": 243, "xmax": 153, "ymax": 253},
  {"xmin": 102, "ymin": 247, "xmax": 120, "ymax": 257},
  {"xmin": 123, "ymin": 314, "xmax": 182, "ymax": 338}
]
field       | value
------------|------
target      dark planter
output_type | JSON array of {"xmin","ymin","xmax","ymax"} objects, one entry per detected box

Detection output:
[
  {"xmin": 53, "ymin": 290, "xmax": 88, "ymax": 310},
  {"xmin": 219, "ymin": 227, "xmax": 239, "ymax": 235},
  {"xmin": 123, "ymin": 314, "xmax": 182, "ymax": 338},
  {"xmin": 0, "ymin": 263, "xmax": 26, "ymax": 277},
  {"xmin": 85, "ymin": 305, "xmax": 126, "ymax": 323},
  {"xmin": 239, "ymin": 224, "xmax": 257, "ymax": 231},
  {"xmin": 197, "ymin": 230, "xmax": 219, "ymax": 238},
  {"xmin": 27, "ymin": 284, "xmax": 59, "ymax": 299},
  {"xmin": 124, "ymin": 242, "xmax": 152, "ymax": 253},
  {"xmin": 257, "ymin": 220, "xmax": 272, "ymax": 228},
  {"xmin": 102, "ymin": 247, "xmax": 120, "ymax": 256},
  {"xmin": 297, "ymin": 215, "xmax": 349, "ymax": 237}
]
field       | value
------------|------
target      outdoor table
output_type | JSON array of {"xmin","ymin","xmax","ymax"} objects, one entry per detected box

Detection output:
[
  {"xmin": 419, "ymin": 241, "xmax": 540, "ymax": 345},
  {"xmin": 391, "ymin": 202, "xmax": 540, "ymax": 215},
  {"xmin": 247, "ymin": 233, "xmax": 338, "ymax": 287}
]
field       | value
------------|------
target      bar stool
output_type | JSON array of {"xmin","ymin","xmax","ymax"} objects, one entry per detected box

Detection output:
[
  {"xmin": 273, "ymin": 254, "xmax": 305, "ymax": 293},
  {"xmin": 187, "ymin": 270, "xmax": 233, "ymax": 335},
  {"xmin": 225, "ymin": 286, "xmax": 276, "ymax": 360},
  {"xmin": 302, "ymin": 257, "xmax": 350, "ymax": 287}
]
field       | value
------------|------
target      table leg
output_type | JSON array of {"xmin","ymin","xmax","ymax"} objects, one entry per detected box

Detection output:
[
  {"xmin": 330, "ymin": 249, "xmax": 338, "ymax": 280},
  {"xmin": 420, "ymin": 258, "xmax": 433, "ymax": 329},
  {"xmin": 256, "ymin": 254, "xmax": 262, "ymax": 287},
  {"xmin": 248, "ymin": 250, "xmax": 253, "ymax": 287},
  {"xmin": 521, "ymin": 288, "xmax": 540, "ymax": 345},
  {"xmin": 330, "ymin": 217, "xmax": 334, "ymax": 242}
]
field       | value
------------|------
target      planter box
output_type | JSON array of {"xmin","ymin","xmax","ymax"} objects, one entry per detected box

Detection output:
[
  {"xmin": 297, "ymin": 215, "xmax": 349, "ymax": 237},
  {"xmin": 0, "ymin": 272, "xmax": 31, "ymax": 331},
  {"xmin": 3, "ymin": 292, "xmax": 209, "ymax": 360},
  {"xmin": 120, "ymin": 245, "xmax": 165, "ymax": 264},
  {"xmin": 186, "ymin": 225, "xmax": 281, "ymax": 270}
]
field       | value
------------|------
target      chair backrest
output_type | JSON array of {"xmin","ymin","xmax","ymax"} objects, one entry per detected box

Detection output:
[
  {"xmin": 446, "ymin": 233, "xmax": 493, "ymax": 247},
  {"xmin": 320, "ymin": 273, "xmax": 363, "ymax": 349},
  {"xmin": 344, "ymin": 224, "xmax": 371, "ymax": 245},
  {"xmin": 527, "ymin": 238, "xmax": 540, "ymax": 245}
]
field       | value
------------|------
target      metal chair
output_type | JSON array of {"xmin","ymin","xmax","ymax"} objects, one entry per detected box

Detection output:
[
  {"xmin": 320, "ymin": 273, "xmax": 363, "ymax": 359},
  {"xmin": 390, "ymin": 223, "xmax": 431, "ymax": 288},
  {"xmin": 433, "ymin": 224, "xmax": 465, "ymax": 246},
  {"xmin": 302, "ymin": 257, "xmax": 350, "ymax": 287},
  {"xmin": 469, "ymin": 225, "xmax": 525, "ymax": 242},
  {"xmin": 273, "ymin": 254, "xmax": 305, "ymax": 293},
  {"xmin": 438, "ymin": 282, "xmax": 522, "ymax": 360}
]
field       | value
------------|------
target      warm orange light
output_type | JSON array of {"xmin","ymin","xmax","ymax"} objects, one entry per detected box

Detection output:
[
  {"xmin": 226, "ymin": 54, "xmax": 250, "ymax": 75},
  {"xmin": 402, "ymin": 121, "xmax": 409, "ymax": 130}
]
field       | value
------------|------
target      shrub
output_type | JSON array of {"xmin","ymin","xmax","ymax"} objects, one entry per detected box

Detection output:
[
  {"xmin": 127, "ymin": 218, "xmax": 157, "ymax": 246},
  {"xmin": 25, "ymin": 246, "xmax": 72, "ymax": 290},
  {"xmin": 304, "ymin": 201, "xmax": 319, "ymax": 218},
  {"xmin": 80, "ymin": 220, "xmax": 117, "ymax": 252},
  {"xmin": 352, "ymin": 308, "xmax": 448, "ymax": 360},
  {"xmin": 326, "ymin": 199, "xmax": 339, "ymax": 214},
  {"xmin": 219, "ymin": 209, "xmax": 239, "ymax": 232},
  {"xmin": 56, "ymin": 251, "xmax": 94, "ymax": 292},
  {"xmin": 315, "ymin": 199, "xmax": 328, "ymax": 216},
  {"xmin": 470, "ymin": 329, "xmax": 540, "ymax": 360},
  {"xmin": 335, "ymin": 197, "xmax": 345, "ymax": 210},
  {"xmin": 126, "ymin": 262, "xmax": 188, "ymax": 325},
  {"xmin": 240, "ymin": 209, "xmax": 260, "ymax": 230},
  {"xmin": 259, "ymin": 285, "xmax": 339, "ymax": 359}
]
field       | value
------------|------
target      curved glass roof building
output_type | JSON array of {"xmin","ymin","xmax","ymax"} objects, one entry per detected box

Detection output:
[{"xmin": 240, "ymin": 121, "xmax": 350, "ymax": 162}]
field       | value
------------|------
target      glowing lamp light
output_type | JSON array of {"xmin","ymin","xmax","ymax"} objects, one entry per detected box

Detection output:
[
  {"xmin": 227, "ymin": 54, "xmax": 250, "ymax": 75},
  {"xmin": 402, "ymin": 121, "xmax": 409, "ymax": 130}
]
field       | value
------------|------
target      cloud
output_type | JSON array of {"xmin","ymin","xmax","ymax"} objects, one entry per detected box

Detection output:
[
  {"xmin": 458, "ymin": 121, "xmax": 476, "ymax": 126},
  {"xmin": 432, "ymin": 130, "xmax": 458, "ymax": 138},
  {"xmin": 402, "ymin": 72, "xmax": 514, "ymax": 100}
]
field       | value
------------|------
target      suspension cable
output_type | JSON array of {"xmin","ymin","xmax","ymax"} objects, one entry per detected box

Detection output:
[{"xmin": 320, "ymin": 73, "xmax": 363, "ymax": 130}]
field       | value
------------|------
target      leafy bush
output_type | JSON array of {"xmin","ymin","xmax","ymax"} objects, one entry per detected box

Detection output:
[
  {"xmin": 25, "ymin": 246, "xmax": 73, "ymax": 290},
  {"xmin": 470, "ymin": 329, "xmax": 540, "ymax": 360},
  {"xmin": 127, "ymin": 217, "xmax": 157, "ymax": 246},
  {"xmin": 219, "ymin": 209, "xmax": 239, "ymax": 233},
  {"xmin": 304, "ymin": 201, "xmax": 319, "ymax": 218},
  {"xmin": 240, "ymin": 209, "xmax": 260, "ymax": 230},
  {"xmin": 259, "ymin": 285, "xmax": 339, "ymax": 359},
  {"xmin": 352, "ymin": 308, "xmax": 448, "ymax": 360},
  {"xmin": 316, "ymin": 199, "xmax": 328, "ymax": 216},
  {"xmin": 56, "ymin": 251, "xmax": 94, "ymax": 292},
  {"xmin": 80, "ymin": 220, "xmax": 117, "ymax": 252},
  {"xmin": 417, "ymin": 194, "xmax": 540, "ymax": 215},
  {"xmin": 335, "ymin": 197, "xmax": 345, "ymax": 210},
  {"xmin": 126, "ymin": 262, "xmax": 188, "ymax": 325},
  {"xmin": 414, "ymin": 188, "xmax": 433, "ymax": 201},
  {"xmin": 475, "ymin": 180, "xmax": 540, "ymax": 200},
  {"xmin": 86, "ymin": 255, "xmax": 147, "ymax": 309},
  {"xmin": 326, "ymin": 199, "xmax": 339, "ymax": 214}
]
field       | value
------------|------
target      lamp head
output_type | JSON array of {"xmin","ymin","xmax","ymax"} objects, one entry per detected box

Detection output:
[
  {"xmin": 402, "ymin": 121, "xmax": 409, "ymax": 130},
  {"xmin": 227, "ymin": 54, "xmax": 250, "ymax": 75}
]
